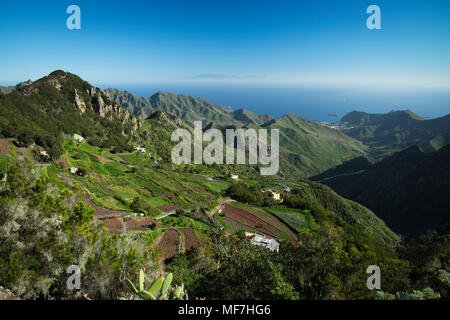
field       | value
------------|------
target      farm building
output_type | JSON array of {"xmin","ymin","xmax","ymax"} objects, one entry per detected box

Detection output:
[
  {"xmin": 246, "ymin": 232, "xmax": 280, "ymax": 252},
  {"xmin": 267, "ymin": 190, "xmax": 281, "ymax": 201},
  {"xmin": 230, "ymin": 174, "xmax": 239, "ymax": 180},
  {"xmin": 73, "ymin": 134, "xmax": 84, "ymax": 143},
  {"xmin": 39, "ymin": 150, "xmax": 48, "ymax": 157},
  {"xmin": 136, "ymin": 147, "xmax": 146, "ymax": 153},
  {"xmin": 70, "ymin": 167, "xmax": 79, "ymax": 174}
]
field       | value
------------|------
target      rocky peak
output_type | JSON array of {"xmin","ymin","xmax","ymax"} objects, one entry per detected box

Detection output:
[{"xmin": 74, "ymin": 89, "xmax": 86, "ymax": 113}]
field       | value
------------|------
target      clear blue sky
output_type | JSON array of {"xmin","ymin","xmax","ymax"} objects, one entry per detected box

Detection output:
[{"xmin": 1, "ymin": 0, "xmax": 450, "ymax": 88}]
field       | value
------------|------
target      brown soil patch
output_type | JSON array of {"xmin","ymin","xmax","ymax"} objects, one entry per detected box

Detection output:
[
  {"xmin": 124, "ymin": 218, "xmax": 146, "ymax": 232},
  {"xmin": 180, "ymin": 228, "xmax": 199, "ymax": 251},
  {"xmin": 156, "ymin": 229, "xmax": 180, "ymax": 261},
  {"xmin": 0, "ymin": 139, "xmax": 12, "ymax": 155},
  {"xmin": 124, "ymin": 216, "xmax": 163, "ymax": 232},
  {"xmin": 56, "ymin": 158, "xmax": 71, "ymax": 169},
  {"xmin": 83, "ymin": 195, "xmax": 126, "ymax": 218},
  {"xmin": 158, "ymin": 204, "xmax": 179, "ymax": 213},
  {"xmin": 93, "ymin": 153, "xmax": 114, "ymax": 164},
  {"xmin": 140, "ymin": 187, "xmax": 153, "ymax": 195},
  {"xmin": 222, "ymin": 204, "xmax": 279, "ymax": 238},
  {"xmin": 98, "ymin": 217, "xmax": 124, "ymax": 234}
]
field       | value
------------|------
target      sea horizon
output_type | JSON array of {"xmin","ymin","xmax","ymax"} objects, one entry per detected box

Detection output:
[{"xmin": 95, "ymin": 82, "xmax": 450, "ymax": 122}]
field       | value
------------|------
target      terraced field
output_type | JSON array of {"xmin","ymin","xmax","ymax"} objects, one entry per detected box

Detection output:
[
  {"xmin": 62, "ymin": 139, "xmax": 221, "ymax": 212},
  {"xmin": 222, "ymin": 204, "xmax": 279, "ymax": 238},
  {"xmin": 180, "ymin": 228, "xmax": 199, "ymax": 251},
  {"xmin": 233, "ymin": 203, "xmax": 298, "ymax": 240},
  {"xmin": 155, "ymin": 229, "xmax": 180, "ymax": 262},
  {"xmin": 264, "ymin": 206, "xmax": 314, "ymax": 233}
]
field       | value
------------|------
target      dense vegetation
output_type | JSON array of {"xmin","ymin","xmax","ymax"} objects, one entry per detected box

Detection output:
[
  {"xmin": 0, "ymin": 160, "xmax": 158, "ymax": 299},
  {"xmin": 340, "ymin": 110, "xmax": 450, "ymax": 160},
  {"xmin": 106, "ymin": 89, "xmax": 368, "ymax": 178},
  {"xmin": 0, "ymin": 71, "xmax": 143, "ymax": 159},
  {"xmin": 0, "ymin": 70, "xmax": 448, "ymax": 301},
  {"xmin": 167, "ymin": 225, "xmax": 449, "ymax": 300},
  {"xmin": 312, "ymin": 144, "xmax": 450, "ymax": 235}
]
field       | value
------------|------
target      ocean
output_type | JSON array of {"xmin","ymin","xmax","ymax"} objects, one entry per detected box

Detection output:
[{"xmin": 98, "ymin": 83, "xmax": 450, "ymax": 122}]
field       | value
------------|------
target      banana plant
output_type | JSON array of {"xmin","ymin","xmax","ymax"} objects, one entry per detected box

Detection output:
[{"xmin": 123, "ymin": 269, "xmax": 188, "ymax": 300}]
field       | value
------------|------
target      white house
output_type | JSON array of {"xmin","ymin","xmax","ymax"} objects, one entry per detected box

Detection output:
[
  {"xmin": 268, "ymin": 190, "xmax": 281, "ymax": 201},
  {"xmin": 136, "ymin": 147, "xmax": 146, "ymax": 153},
  {"xmin": 246, "ymin": 233, "xmax": 280, "ymax": 252},
  {"xmin": 284, "ymin": 186, "xmax": 291, "ymax": 193},
  {"xmin": 73, "ymin": 134, "xmax": 84, "ymax": 143},
  {"xmin": 70, "ymin": 167, "xmax": 79, "ymax": 174},
  {"xmin": 230, "ymin": 174, "xmax": 239, "ymax": 180}
]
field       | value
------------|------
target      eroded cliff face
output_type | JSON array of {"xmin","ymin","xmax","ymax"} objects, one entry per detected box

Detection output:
[
  {"xmin": 74, "ymin": 89, "xmax": 86, "ymax": 113},
  {"xmin": 74, "ymin": 87, "xmax": 142, "ymax": 131}
]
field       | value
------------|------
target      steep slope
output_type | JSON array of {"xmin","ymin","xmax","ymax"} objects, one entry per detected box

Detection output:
[
  {"xmin": 263, "ymin": 114, "xmax": 368, "ymax": 177},
  {"xmin": 292, "ymin": 180, "xmax": 400, "ymax": 246},
  {"xmin": 106, "ymin": 89, "xmax": 368, "ymax": 178},
  {"xmin": 105, "ymin": 88, "xmax": 274, "ymax": 127},
  {"xmin": 0, "ymin": 71, "xmax": 144, "ymax": 158},
  {"xmin": 311, "ymin": 145, "xmax": 450, "ymax": 235},
  {"xmin": 340, "ymin": 110, "xmax": 450, "ymax": 160}
]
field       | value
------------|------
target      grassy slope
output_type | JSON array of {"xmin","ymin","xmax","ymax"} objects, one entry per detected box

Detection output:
[
  {"xmin": 106, "ymin": 89, "xmax": 368, "ymax": 179},
  {"xmin": 291, "ymin": 180, "xmax": 400, "ymax": 246},
  {"xmin": 341, "ymin": 110, "xmax": 450, "ymax": 160},
  {"xmin": 0, "ymin": 134, "xmax": 400, "ymax": 249},
  {"xmin": 264, "ymin": 114, "xmax": 368, "ymax": 178},
  {"xmin": 311, "ymin": 145, "xmax": 450, "ymax": 235}
]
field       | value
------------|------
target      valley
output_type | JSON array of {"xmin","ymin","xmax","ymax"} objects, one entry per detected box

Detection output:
[{"xmin": 0, "ymin": 70, "xmax": 448, "ymax": 301}]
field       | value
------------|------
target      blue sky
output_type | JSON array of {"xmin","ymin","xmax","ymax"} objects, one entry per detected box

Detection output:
[{"xmin": 1, "ymin": 0, "xmax": 450, "ymax": 88}]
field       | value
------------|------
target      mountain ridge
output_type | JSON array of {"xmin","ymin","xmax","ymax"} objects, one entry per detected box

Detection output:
[
  {"xmin": 339, "ymin": 109, "xmax": 450, "ymax": 160},
  {"xmin": 105, "ymin": 88, "xmax": 368, "ymax": 178},
  {"xmin": 311, "ymin": 143, "xmax": 450, "ymax": 235}
]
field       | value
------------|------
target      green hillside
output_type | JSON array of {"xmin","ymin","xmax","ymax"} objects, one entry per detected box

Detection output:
[
  {"xmin": 264, "ymin": 114, "xmax": 368, "ymax": 177},
  {"xmin": 106, "ymin": 90, "xmax": 368, "ymax": 178},
  {"xmin": 0, "ymin": 71, "xmax": 147, "ymax": 158},
  {"xmin": 1, "ymin": 70, "xmax": 447, "ymax": 301},
  {"xmin": 340, "ymin": 110, "xmax": 450, "ymax": 160},
  {"xmin": 311, "ymin": 144, "xmax": 450, "ymax": 235}
]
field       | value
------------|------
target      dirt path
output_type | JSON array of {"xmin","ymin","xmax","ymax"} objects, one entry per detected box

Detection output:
[
  {"xmin": 207, "ymin": 198, "xmax": 236, "ymax": 223},
  {"xmin": 0, "ymin": 139, "xmax": 12, "ymax": 155}
]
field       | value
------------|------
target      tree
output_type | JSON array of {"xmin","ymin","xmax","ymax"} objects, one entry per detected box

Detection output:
[{"xmin": 130, "ymin": 196, "xmax": 151, "ymax": 214}]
